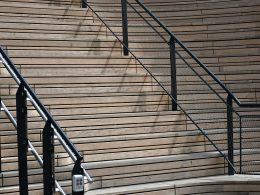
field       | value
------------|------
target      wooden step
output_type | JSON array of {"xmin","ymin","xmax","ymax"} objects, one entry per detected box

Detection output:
[
  {"xmin": 85, "ymin": 174, "xmax": 260, "ymax": 195},
  {"xmin": 85, "ymin": 151, "xmax": 224, "ymax": 189},
  {"xmin": 0, "ymin": 151, "xmax": 225, "ymax": 191}
]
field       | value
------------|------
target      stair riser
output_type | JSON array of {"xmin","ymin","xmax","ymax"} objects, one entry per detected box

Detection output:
[
  {"xmin": 0, "ymin": 156, "xmax": 224, "ymax": 188},
  {"xmin": 88, "ymin": 156, "xmax": 224, "ymax": 189}
]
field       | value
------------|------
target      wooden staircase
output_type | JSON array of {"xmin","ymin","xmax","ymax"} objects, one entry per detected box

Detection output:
[{"xmin": 0, "ymin": 0, "xmax": 259, "ymax": 194}]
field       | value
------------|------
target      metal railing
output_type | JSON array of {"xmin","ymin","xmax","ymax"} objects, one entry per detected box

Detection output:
[
  {"xmin": 83, "ymin": 0, "xmax": 236, "ymax": 173},
  {"xmin": 132, "ymin": 0, "xmax": 260, "ymax": 175},
  {"xmin": 233, "ymin": 112, "xmax": 260, "ymax": 174},
  {"xmin": 0, "ymin": 99, "xmax": 66, "ymax": 194},
  {"xmin": 83, "ymin": 0, "xmax": 260, "ymax": 175},
  {"xmin": 133, "ymin": 0, "xmax": 260, "ymax": 108},
  {"xmin": 0, "ymin": 47, "xmax": 92, "ymax": 194}
]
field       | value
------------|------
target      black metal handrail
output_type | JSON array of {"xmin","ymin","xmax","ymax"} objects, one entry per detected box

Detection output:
[
  {"xmin": 135, "ymin": 0, "xmax": 260, "ymax": 109},
  {"xmin": 84, "ymin": 0, "xmax": 236, "ymax": 173},
  {"xmin": 0, "ymin": 46, "xmax": 93, "ymax": 192},
  {"xmin": 0, "ymin": 47, "xmax": 83, "ymax": 161},
  {"xmin": 125, "ymin": 0, "xmax": 241, "ymax": 117},
  {"xmin": 130, "ymin": 0, "xmax": 260, "ymax": 170},
  {"xmin": 0, "ymin": 98, "xmax": 66, "ymax": 194},
  {"xmin": 122, "ymin": 1, "xmax": 260, "ymax": 174}
]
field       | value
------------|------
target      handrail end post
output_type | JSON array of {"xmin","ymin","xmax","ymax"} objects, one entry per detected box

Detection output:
[
  {"xmin": 16, "ymin": 84, "xmax": 29, "ymax": 195},
  {"xmin": 72, "ymin": 159, "xmax": 85, "ymax": 195},
  {"xmin": 227, "ymin": 94, "xmax": 235, "ymax": 175}
]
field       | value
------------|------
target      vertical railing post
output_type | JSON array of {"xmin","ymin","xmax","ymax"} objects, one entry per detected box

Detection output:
[
  {"xmin": 169, "ymin": 36, "xmax": 177, "ymax": 111},
  {"xmin": 16, "ymin": 84, "xmax": 29, "ymax": 195},
  {"xmin": 121, "ymin": 0, "xmax": 129, "ymax": 56},
  {"xmin": 81, "ymin": 0, "xmax": 87, "ymax": 8},
  {"xmin": 227, "ymin": 94, "xmax": 234, "ymax": 175},
  {"xmin": 72, "ymin": 159, "xmax": 85, "ymax": 195},
  {"xmin": 43, "ymin": 120, "xmax": 55, "ymax": 195}
]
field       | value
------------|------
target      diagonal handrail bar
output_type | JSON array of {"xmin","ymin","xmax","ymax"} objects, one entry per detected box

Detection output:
[
  {"xmin": 123, "ymin": 0, "xmax": 260, "ymax": 175},
  {"xmin": 84, "ymin": 1, "xmax": 237, "ymax": 173},
  {"xmin": 135, "ymin": 0, "xmax": 260, "ymax": 108},
  {"xmin": 0, "ymin": 47, "xmax": 81, "ymax": 160},
  {"xmin": 126, "ymin": 0, "xmax": 240, "ymax": 117},
  {"xmin": 0, "ymin": 47, "xmax": 92, "ymax": 182}
]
